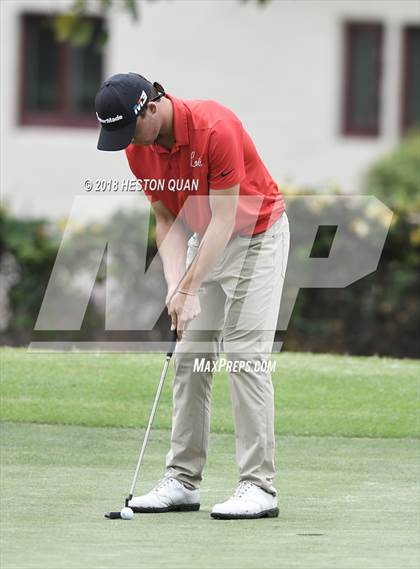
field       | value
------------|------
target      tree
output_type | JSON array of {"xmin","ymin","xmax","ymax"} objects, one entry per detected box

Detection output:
[{"xmin": 53, "ymin": 0, "xmax": 270, "ymax": 46}]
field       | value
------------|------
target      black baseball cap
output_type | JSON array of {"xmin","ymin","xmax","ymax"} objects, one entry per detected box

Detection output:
[{"xmin": 95, "ymin": 72, "xmax": 165, "ymax": 151}]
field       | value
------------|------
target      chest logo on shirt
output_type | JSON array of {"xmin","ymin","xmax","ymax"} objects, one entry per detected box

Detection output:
[{"xmin": 190, "ymin": 151, "xmax": 203, "ymax": 168}]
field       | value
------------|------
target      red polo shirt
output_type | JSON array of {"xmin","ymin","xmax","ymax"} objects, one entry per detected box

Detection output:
[{"xmin": 125, "ymin": 94, "xmax": 285, "ymax": 236}]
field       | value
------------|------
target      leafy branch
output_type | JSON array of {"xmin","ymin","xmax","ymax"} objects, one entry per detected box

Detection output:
[{"xmin": 52, "ymin": 0, "xmax": 269, "ymax": 46}]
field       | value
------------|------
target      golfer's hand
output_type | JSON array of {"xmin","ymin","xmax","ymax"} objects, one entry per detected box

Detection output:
[
  {"xmin": 165, "ymin": 284, "xmax": 178, "ymax": 309},
  {"xmin": 168, "ymin": 292, "xmax": 201, "ymax": 339}
]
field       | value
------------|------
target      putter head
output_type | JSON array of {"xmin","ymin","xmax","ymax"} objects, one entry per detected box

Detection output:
[{"xmin": 104, "ymin": 511, "xmax": 123, "ymax": 519}]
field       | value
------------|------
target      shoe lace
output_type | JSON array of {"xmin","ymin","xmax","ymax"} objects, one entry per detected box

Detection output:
[
  {"xmin": 232, "ymin": 481, "xmax": 254, "ymax": 499},
  {"xmin": 153, "ymin": 477, "xmax": 175, "ymax": 493}
]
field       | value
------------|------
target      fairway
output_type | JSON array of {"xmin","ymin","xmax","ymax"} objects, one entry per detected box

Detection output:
[
  {"xmin": 1, "ymin": 349, "xmax": 419, "ymax": 569},
  {"xmin": 1, "ymin": 349, "xmax": 419, "ymax": 437}
]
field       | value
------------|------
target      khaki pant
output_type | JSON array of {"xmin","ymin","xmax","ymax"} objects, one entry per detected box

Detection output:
[{"xmin": 165, "ymin": 212, "xmax": 290, "ymax": 495}]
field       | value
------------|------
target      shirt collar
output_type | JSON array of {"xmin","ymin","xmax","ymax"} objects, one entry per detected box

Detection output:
[{"xmin": 153, "ymin": 93, "xmax": 189, "ymax": 153}]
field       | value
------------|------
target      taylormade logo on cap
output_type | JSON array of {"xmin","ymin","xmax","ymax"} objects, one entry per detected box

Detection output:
[{"xmin": 96, "ymin": 112, "xmax": 124, "ymax": 124}]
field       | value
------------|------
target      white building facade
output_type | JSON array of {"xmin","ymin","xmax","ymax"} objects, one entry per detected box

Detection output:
[{"xmin": 1, "ymin": 0, "xmax": 419, "ymax": 220}]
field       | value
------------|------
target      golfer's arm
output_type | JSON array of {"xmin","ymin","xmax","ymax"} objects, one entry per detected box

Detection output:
[
  {"xmin": 152, "ymin": 201, "xmax": 188, "ymax": 290},
  {"xmin": 178, "ymin": 186, "xmax": 239, "ymax": 293}
]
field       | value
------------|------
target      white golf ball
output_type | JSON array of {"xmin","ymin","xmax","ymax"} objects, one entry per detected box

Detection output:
[{"xmin": 120, "ymin": 507, "xmax": 134, "ymax": 520}]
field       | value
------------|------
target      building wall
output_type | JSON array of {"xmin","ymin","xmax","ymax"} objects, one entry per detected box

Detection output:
[{"xmin": 1, "ymin": 0, "xmax": 419, "ymax": 219}]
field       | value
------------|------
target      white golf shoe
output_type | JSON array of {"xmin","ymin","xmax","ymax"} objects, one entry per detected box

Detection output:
[
  {"xmin": 211, "ymin": 481, "xmax": 279, "ymax": 520},
  {"xmin": 128, "ymin": 477, "xmax": 200, "ymax": 513}
]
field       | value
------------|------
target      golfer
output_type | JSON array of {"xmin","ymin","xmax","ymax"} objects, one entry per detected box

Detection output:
[{"xmin": 95, "ymin": 73, "xmax": 289, "ymax": 519}]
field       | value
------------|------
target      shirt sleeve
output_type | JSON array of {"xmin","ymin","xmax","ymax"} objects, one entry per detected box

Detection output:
[
  {"xmin": 142, "ymin": 186, "xmax": 160, "ymax": 202},
  {"xmin": 208, "ymin": 118, "xmax": 246, "ymax": 190},
  {"xmin": 125, "ymin": 147, "xmax": 160, "ymax": 203}
]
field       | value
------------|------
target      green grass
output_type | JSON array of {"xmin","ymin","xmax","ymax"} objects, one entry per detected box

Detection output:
[
  {"xmin": 1, "ymin": 349, "xmax": 419, "ymax": 568},
  {"xmin": 1, "ymin": 348, "xmax": 419, "ymax": 438},
  {"xmin": 1, "ymin": 422, "xmax": 419, "ymax": 569}
]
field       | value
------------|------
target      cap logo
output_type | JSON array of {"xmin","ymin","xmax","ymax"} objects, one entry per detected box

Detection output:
[
  {"xmin": 96, "ymin": 112, "xmax": 124, "ymax": 124},
  {"xmin": 133, "ymin": 90, "xmax": 148, "ymax": 115}
]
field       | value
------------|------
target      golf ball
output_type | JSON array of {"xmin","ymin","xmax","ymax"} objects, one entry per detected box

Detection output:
[{"xmin": 120, "ymin": 507, "xmax": 134, "ymax": 520}]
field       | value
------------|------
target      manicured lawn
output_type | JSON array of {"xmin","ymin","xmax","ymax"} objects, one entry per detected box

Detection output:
[
  {"xmin": 1, "ymin": 348, "xmax": 419, "ymax": 438},
  {"xmin": 1, "ymin": 349, "xmax": 419, "ymax": 568}
]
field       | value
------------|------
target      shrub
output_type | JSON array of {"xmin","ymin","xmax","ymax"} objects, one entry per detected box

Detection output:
[{"xmin": 284, "ymin": 133, "xmax": 420, "ymax": 358}]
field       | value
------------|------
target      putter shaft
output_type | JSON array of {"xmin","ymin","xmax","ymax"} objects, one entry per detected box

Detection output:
[{"xmin": 127, "ymin": 329, "xmax": 177, "ymax": 501}]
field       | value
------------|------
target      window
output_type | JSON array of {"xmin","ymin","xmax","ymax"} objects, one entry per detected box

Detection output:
[
  {"xmin": 401, "ymin": 26, "xmax": 420, "ymax": 133},
  {"xmin": 19, "ymin": 13, "xmax": 104, "ymax": 127},
  {"xmin": 342, "ymin": 22, "xmax": 383, "ymax": 137}
]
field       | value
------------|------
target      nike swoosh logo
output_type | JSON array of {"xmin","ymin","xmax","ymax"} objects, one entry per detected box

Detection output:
[{"xmin": 220, "ymin": 169, "xmax": 233, "ymax": 177}]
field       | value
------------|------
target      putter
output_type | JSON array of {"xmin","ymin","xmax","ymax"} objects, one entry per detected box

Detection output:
[{"xmin": 105, "ymin": 327, "xmax": 178, "ymax": 519}]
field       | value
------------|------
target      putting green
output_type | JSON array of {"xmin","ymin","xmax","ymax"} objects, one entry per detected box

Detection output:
[{"xmin": 1, "ymin": 422, "xmax": 419, "ymax": 569}]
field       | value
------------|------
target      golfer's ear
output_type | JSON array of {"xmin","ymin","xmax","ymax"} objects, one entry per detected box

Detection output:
[{"xmin": 148, "ymin": 102, "xmax": 158, "ymax": 115}]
